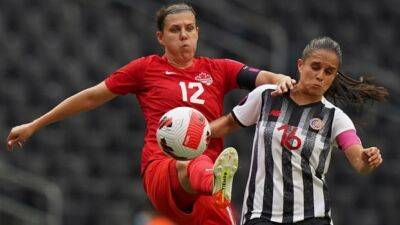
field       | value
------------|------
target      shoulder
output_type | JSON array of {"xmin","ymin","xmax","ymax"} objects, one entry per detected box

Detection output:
[
  {"xmin": 322, "ymin": 98, "xmax": 353, "ymax": 125},
  {"xmin": 128, "ymin": 54, "xmax": 163, "ymax": 64},
  {"xmin": 122, "ymin": 55, "xmax": 163, "ymax": 72},
  {"xmin": 321, "ymin": 98, "xmax": 347, "ymax": 116},
  {"xmin": 246, "ymin": 84, "xmax": 277, "ymax": 99},
  {"xmin": 136, "ymin": 54, "xmax": 162, "ymax": 65},
  {"xmin": 254, "ymin": 84, "xmax": 277, "ymax": 93},
  {"xmin": 322, "ymin": 99, "xmax": 357, "ymax": 137}
]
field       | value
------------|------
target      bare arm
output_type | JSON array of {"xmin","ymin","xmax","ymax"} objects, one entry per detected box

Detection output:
[
  {"xmin": 7, "ymin": 81, "xmax": 117, "ymax": 150},
  {"xmin": 255, "ymin": 71, "xmax": 296, "ymax": 96},
  {"xmin": 210, "ymin": 113, "xmax": 241, "ymax": 138},
  {"xmin": 344, "ymin": 145, "xmax": 383, "ymax": 175}
]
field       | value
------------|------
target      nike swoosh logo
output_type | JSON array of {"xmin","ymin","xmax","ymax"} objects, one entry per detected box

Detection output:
[{"xmin": 165, "ymin": 71, "xmax": 177, "ymax": 75}]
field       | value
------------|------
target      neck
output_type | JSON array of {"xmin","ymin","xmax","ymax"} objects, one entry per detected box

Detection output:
[
  {"xmin": 164, "ymin": 52, "xmax": 194, "ymax": 69},
  {"xmin": 289, "ymin": 86, "xmax": 323, "ymax": 105}
]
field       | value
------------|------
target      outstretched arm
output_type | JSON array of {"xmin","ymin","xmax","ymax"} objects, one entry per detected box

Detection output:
[
  {"xmin": 255, "ymin": 71, "xmax": 296, "ymax": 96},
  {"xmin": 210, "ymin": 113, "xmax": 241, "ymax": 138},
  {"xmin": 344, "ymin": 145, "xmax": 383, "ymax": 175},
  {"xmin": 7, "ymin": 81, "xmax": 117, "ymax": 151}
]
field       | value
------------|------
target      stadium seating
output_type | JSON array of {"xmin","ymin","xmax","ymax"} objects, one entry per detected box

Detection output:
[{"xmin": 0, "ymin": 0, "xmax": 398, "ymax": 224}]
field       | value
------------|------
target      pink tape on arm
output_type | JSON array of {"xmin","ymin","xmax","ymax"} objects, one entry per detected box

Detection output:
[{"xmin": 336, "ymin": 129, "xmax": 362, "ymax": 151}]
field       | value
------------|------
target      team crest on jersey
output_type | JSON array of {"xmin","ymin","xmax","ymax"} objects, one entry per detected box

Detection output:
[
  {"xmin": 309, "ymin": 118, "xmax": 324, "ymax": 130},
  {"xmin": 195, "ymin": 72, "xmax": 213, "ymax": 86}
]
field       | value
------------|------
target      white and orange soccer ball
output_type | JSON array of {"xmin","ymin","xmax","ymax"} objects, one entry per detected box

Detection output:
[{"xmin": 156, "ymin": 107, "xmax": 211, "ymax": 160}]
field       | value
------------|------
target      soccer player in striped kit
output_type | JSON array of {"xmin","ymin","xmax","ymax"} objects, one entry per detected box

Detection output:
[{"xmin": 211, "ymin": 37, "xmax": 387, "ymax": 225}]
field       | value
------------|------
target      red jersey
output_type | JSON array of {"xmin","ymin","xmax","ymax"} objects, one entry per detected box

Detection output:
[{"xmin": 105, "ymin": 55, "xmax": 244, "ymax": 174}]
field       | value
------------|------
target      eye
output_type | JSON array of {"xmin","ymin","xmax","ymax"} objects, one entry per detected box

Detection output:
[
  {"xmin": 325, "ymin": 70, "xmax": 333, "ymax": 75},
  {"xmin": 186, "ymin": 25, "xmax": 195, "ymax": 32},
  {"xmin": 169, "ymin": 26, "xmax": 180, "ymax": 33},
  {"xmin": 310, "ymin": 63, "xmax": 320, "ymax": 71},
  {"xmin": 324, "ymin": 68, "xmax": 336, "ymax": 76}
]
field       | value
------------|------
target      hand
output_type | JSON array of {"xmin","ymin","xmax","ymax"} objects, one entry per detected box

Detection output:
[
  {"xmin": 362, "ymin": 147, "xmax": 383, "ymax": 169},
  {"xmin": 271, "ymin": 76, "xmax": 297, "ymax": 96},
  {"xmin": 6, "ymin": 122, "xmax": 37, "ymax": 151}
]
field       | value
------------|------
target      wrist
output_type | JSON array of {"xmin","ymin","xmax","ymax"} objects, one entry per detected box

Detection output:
[
  {"xmin": 278, "ymin": 75, "xmax": 291, "ymax": 82},
  {"xmin": 30, "ymin": 119, "xmax": 41, "ymax": 131}
]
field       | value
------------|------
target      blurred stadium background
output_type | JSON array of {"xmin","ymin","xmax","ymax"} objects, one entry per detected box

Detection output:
[{"xmin": 0, "ymin": 0, "xmax": 399, "ymax": 224}]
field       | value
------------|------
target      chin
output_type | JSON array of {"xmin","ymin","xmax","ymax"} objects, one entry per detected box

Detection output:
[
  {"xmin": 181, "ymin": 52, "xmax": 195, "ymax": 60},
  {"xmin": 306, "ymin": 90, "xmax": 324, "ymax": 98}
]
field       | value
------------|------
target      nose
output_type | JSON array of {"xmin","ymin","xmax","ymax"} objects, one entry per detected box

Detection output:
[
  {"xmin": 180, "ymin": 29, "xmax": 189, "ymax": 40},
  {"xmin": 315, "ymin": 70, "xmax": 323, "ymax": 82}
]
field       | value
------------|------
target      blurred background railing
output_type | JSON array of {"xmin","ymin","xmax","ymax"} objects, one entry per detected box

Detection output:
[{"xmin": 0, "ymin": 160, "xmax": 62, "ymax": 225}]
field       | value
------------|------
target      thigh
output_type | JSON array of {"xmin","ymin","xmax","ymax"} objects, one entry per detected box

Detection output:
[
  {"xmin": 143, "ymin": 159, "xmax": 236, "ymax": 225},
  {"xmin": 143, "ymin": 159, "xmax": 192, "ymax": 224},
  {"xmin": 193, "ymin": 195, "xmax": 237, "ymax": 225}
]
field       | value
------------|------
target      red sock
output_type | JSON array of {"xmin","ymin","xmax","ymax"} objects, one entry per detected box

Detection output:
[{"xmin": 187, "ymin": 155, "xmax": 214, "ymax": 195}]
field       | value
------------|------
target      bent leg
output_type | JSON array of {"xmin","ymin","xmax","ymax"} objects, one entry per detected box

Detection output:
[
  {"xmin": 177, "ymin": 148, "xmax": 238, "ymax": 208},
  {"xmin": 194, "ymin": 195, "xmax": 237, "ymax": 225},
  {"xmin": 143, "ymin": 158, "xmax": 238, "ymax": 225},
  {"xmin": 176, "ymin": 154, "xmax": 214, "ymax": 195},
  {"xmin": 143, "ymin": 159, "xmax": 196, "ymax": 224}
]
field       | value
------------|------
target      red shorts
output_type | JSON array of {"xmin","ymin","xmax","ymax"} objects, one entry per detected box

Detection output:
[{"xmin": 143, "ymin": 158, "xmax": 236, "ymax": 225}]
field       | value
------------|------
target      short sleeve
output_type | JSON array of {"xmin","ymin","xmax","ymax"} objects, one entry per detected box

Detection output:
[
  {"xmin": 232, "ymin": 85, "xmax": 275, "ymax": 127},
  {"xmin": 104, "ymin": 57, "xmax": 147, "ymax": 95},
  {"xmin": 221, "ymin": 59, "xmax": 245, "ymax": 93},
  {"xmin": 331, "ymin": 108, "xmax": 356, "ymax": 142}
]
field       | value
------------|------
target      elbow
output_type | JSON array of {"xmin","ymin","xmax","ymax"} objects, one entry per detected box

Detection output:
[
  {"xmin": 83, "ymin": 88, "xmax": 104, "ymax": 110},
  {"xmin": 209, "ymin": 124, "xmax": 220, "ymax": 138},
  {"xmin": 83, "ymin": 94, "xmax": 96, "ymax": 110},
  {"xmin": 210, "ymin": 126, "xmax": 223, "ymax": 139},
  {"xmin": 74, "ymin": 89, "xmax": 99, "ymax": 111}
]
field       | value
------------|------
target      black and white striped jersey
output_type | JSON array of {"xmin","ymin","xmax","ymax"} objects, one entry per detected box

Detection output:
[{"xmin": 233, "ymin": 85, "xmax": 355, "ymax": 224}]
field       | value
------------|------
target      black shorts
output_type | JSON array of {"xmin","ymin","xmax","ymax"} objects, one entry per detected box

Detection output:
[{"xmin": 244, "ymin": 217, "xmax": 331, "ymax": 225}]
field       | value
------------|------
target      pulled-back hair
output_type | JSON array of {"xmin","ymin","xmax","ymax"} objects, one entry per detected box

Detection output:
[
  {"xmin": 156, "ymin": 3, "xmax": 196, "ymax": 31},
  {"xmin": 302, "ymin": 36, "xmax": 388, "ymax": 105}
]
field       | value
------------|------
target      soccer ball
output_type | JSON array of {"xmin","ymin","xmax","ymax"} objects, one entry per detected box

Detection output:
[{"xmin": 156, "ymin": 107, "xmax": 211, "ymax": 160}]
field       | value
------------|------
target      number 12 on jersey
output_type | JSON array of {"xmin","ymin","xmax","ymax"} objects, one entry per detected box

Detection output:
[{"xmin": 179, "ymin": 82, "xmax": 205, "ymax": 105}]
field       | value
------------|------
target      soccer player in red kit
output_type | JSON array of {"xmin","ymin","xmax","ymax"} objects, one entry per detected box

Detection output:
[{"xmin": 7, "ymin": 3, "xmax": 295, "ymax": 225}]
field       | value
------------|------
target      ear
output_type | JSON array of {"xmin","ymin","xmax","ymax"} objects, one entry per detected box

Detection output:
[
  {"xmin": 297, "ymin": 58, "xmax": 303, "ymax": 72},
  {"xmin": 156, "ymin": 31, "xmax": 164, "ymax": 45}
]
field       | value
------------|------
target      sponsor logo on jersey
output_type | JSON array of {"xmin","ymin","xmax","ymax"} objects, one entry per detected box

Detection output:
[
  {"xmin": 165, "ymin": 71, "xmax": 177, "ymax": 75},
  {"xmin": 195, "ymin": 72, "xmax": 213, "ymax": 86},
  {"xmin": 309, "ymin": 118, "xmax": 324, "ymax": 130},
  {"xmin": 269, "ymin": 109, "xmax": 281, "ymax": 117}
]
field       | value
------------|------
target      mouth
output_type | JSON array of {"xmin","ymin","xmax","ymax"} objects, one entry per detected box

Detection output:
[
  {"xmin": 311, "ymin": 84, "xmax": 322, "ymax": 89},
  {"xmin": 312, "ymin": 83, "xmax": 322, "ymax": 87}
]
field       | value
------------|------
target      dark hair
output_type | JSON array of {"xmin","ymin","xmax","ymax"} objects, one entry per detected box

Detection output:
[
  {"xmin": 302, "ymin": 36, "xmax": 388, "ymax": 105},
  {"xmin": 156, "ymin": 3, "xmax": 196, "ymax": 31}
]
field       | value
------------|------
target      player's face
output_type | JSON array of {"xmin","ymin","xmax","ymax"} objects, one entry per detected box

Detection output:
[
  {"xmin": 297, "ymin": 49, "xmax": 339, "ymax": 97},
  {"xmin": 157, "ymin": 12, "xmax": 199, "ymax": 63}
]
